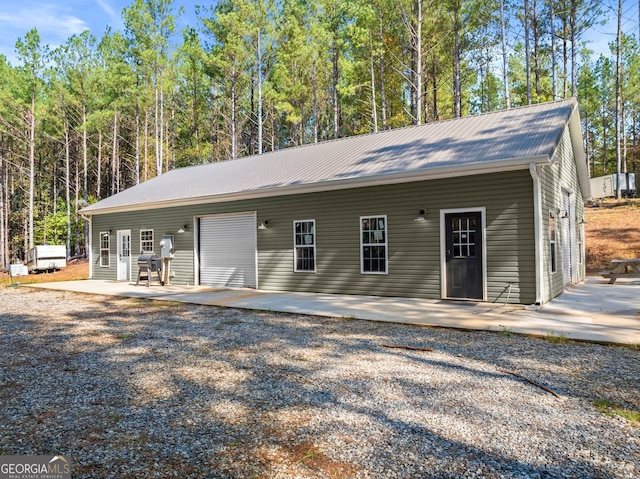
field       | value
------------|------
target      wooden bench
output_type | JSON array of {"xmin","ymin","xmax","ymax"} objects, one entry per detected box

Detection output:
[{"xmin": 600, "ymin": 259, "xmax": 640, "ymax": 284}]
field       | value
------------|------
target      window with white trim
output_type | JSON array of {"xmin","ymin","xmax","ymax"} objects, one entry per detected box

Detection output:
[
  {"xmin": 361, "ymin": 215, "xmax": 388, "ymax": 274},
  {"xmin": 140, "ymin": 229, "xmax": 154, "ymax": 253},
  {"xmin": 549, "ymin": 212, "xmax": 557, "ymax": 273},
  {"xmin": 294, "ymin": 220, "xmax": 316, "ymax": 272},
  {"xmin": 100, "ymin": 232, "xmax": 110, "ymax": 267}
]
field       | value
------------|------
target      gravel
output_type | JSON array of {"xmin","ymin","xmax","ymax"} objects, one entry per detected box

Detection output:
[{"xmin": 0, "ymin": 287, "xmax": 638, "ymax": 478}]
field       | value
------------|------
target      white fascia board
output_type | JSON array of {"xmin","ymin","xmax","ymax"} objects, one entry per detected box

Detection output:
[
  {"xmin": 82, "ymin": 155, "xmax": 551, "ymax": 216},
  {"xmin": 568, "ymin": 106, "xmax": 591, "ymax": 201}
]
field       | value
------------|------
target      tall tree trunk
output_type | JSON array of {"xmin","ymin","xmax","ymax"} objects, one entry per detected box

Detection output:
[
  {"xmin": 432, "ymin": 55, "xmax": 438, "ymax": 120},
  {"xmin": 379, "ymin": 25, "xmax": 388, "ymax": 129},
  {"xmin": 532, "ymin": 0, "xmax": 541, "ymax": 97},
  {"xmin": 0, "ymin": 133, "xmax": 5, "ymax": 268},
  {"xmin": 333, "ymin": 38, "xmax": 339, "ymax": 139},
  {"xmin": 65, "ymin": 127, "xmax": 71, "ymax": 259},
  {"xmin": 453, "ymin": 3, "xmax": 462, "ymax": 117},
  {"xmin": 135, "ymin": 102, "xmax": 141, "ymax": 184},
  {"xmin": 111, "ymin": 110, "xmax": 118, "ymax": 195},
  {"xmin": 369, "ymin": 32, "xmax": 378, "ymax": 132},
  {"xmin": 82, "ymin": 103, "xmax": 89, "ymax": 254},
  {"xmin": 231, "ymin": 65, "xmax": 237, "ymax": 160},
  {"xmin": 160, "ymin": 87, "xmax": 165, "ymax": 173},
  {"xmin": 74, "ymin": 156, "xmax": 80, "ymax": 256},
  {"xmin": 500, "ymin": 0, "xmax": 510, "ymax": 108},
  {"xmin": 570, "ymin": 0, "xmax": 577, "ymax": 97},
  {"xmin": 258, "ymin": 30, "xmax": 263, "ymax": 154},
  {"xmin": 524, "ymin": 0, "xmax": 532, "ymax": 104},
  {"xmin": 416, "ymin": 0, "xmax": 423, "ymax": 124},
  {"xmin": 28, "ymin": 96, "xmax": 35, "ymax": 249},
  {"xmin": 144, "ymin": 112, "xmax": 149, "ymax": 181},
  {"xmin": 615, "ymin": 0, "xmax": 622, "ymax": 198},
  {"xmin": 562, "ymin": 3, "xmax": 569, "ymax": 98},
  {"xmin": 550, "ymin": 0, "xmax": 557, "ymax": 100},
  {"xmin": 155, "ymin": 84, "xmax": 161, "ymax": 175},
  {"xmin": 96, "ymin": 130, "xmax": 102, "ymax": 199},
  {"xmin": 312, "ymin": 54, "xmax": 319, "ymax": 142}
]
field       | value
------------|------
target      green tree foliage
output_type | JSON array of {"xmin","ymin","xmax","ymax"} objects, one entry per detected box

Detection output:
[{"xmin": 0, "ymin": 0, "xmax": 635, "ymax": 265}]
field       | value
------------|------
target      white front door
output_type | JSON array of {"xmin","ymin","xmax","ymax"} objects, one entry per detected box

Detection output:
[{"xmin": 117, "ymin": 230, "xmax": 131, "ymax": 281}]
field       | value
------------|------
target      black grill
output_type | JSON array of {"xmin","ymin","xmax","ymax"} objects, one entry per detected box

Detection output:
[{"xmin": 136, "ymin": 254, "xmax": 163, "ymax": 286}]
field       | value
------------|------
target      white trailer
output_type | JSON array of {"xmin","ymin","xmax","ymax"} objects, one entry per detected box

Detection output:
[
  {"xmin": 26, "ymin": 245, "xmax": 67, "ymax": 272},
  {"xmin": 589, "ymin": 173, "xmax": 636, "ymax": 199}
]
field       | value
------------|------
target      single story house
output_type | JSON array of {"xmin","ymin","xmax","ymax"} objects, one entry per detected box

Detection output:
[{"xmin": 81, "ymin": 98, "xmax": 590, "ymax": 305}]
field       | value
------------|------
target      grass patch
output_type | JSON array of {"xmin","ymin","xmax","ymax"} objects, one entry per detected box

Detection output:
[
  {"xmin": 128, "ymin": 298, "xmax": 185, "ymax": 308},
  {"xmin": 222, "ymin": 318, "xmax": 242, "ymax": 325},
  {"xmin": 500, "ymin": 327, "xmax": 513, "ymax": 337},
  {"xmin": 545, "ymin": 332, "xmax": 570, "ymax": 344},
  {"xmin": 0, "ymin": 260, "xmax": 89, "ymax": 288},
  {"xmin": 593, "ymin": 398, "xmax": 640, "ymax": 426},
  {"xmin": 115, "ymin": 333, "xmax": 134, "ymax": 340}
]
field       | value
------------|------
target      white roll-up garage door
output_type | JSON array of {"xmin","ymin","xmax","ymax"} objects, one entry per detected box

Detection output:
[{"xmin": 199, "ymin": 213, "xmax": 257, "ymax": 288}]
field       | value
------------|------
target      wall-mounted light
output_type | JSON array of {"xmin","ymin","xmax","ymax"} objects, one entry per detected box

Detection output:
[
  {"xmin": 177, "ymin": 224, "xmax": 189, "ymax": 234},
  {"xmin": 579, "ymin": 219, "xmax": 586, "ymax": 225},
  {"xmin": 258, "ymin": 219, "xmax": 270, "ymax": 230},
  {"xmin": 561, "ymin": 212, "xmax": 570, "ymax": 219},
  {"xmin": 415, "ymin": 209, "xmax": 426, "ymax": 222}
]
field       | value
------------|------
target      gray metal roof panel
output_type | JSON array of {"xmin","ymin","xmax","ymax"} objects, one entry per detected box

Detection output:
[{"xmin": 82, "ymin": 98, "xmax": 577, "ymax": 214}]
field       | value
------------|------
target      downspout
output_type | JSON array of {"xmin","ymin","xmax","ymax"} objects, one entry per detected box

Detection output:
[
  {"xmin": 80, "ymin": 212, "xmax": 92, "ymax": 279},
  {"xmin": 529, "ymin": 163, "xmax": 544, "ymax": 306}
]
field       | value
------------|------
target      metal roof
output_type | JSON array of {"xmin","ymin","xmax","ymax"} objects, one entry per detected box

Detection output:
[{"xmin": 82, "ymin": 98, "xmax": 584, "ymax": 215}]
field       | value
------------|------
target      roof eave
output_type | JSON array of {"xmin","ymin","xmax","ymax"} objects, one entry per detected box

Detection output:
[{"xmin": 81, "ymin": 155, "xmax": 551, "ymax": 216}]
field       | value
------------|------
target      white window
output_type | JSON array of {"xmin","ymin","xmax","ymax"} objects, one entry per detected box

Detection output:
[
  {"xmin": 294, "ymin": 220, "xmax": 316, "ymax": 272},
  {"xmin": 140, "ymin": 229, "xmax": 154, "ymax": 254},
  {"xmin": 100, "ymin": 232, "xmax": 110, "ymax": 267},
  {"xmin": 361, "ymin": 215, "xmax": 388, "ymax": 274},
  {"xmin": 549, "ymin": 212, "xmax": 557, "ymax": 273}
]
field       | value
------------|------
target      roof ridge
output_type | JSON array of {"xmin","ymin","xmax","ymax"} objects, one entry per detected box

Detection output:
[{"xmin": 217, "ymin": 97, "xmax": 578, "ymax": 164}]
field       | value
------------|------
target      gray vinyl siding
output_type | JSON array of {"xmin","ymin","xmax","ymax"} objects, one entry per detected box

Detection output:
[
  {"xmin": 90, "ymin": 169, "xmax": 535, "ymax": 303},
  {"xmin": 91, "ymin": 209, "xmax": 197, "ymax": 285},
  {"xmin": 540, "ymin": 126, "xmax": 586, "ymax": 302}
]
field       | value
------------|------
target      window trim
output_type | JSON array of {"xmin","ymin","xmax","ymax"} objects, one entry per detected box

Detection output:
[
  {"xmin": 140, "ymin": 229, "xmax": 154, "ymax": 254},
  {"xmin": 293, "ymin": 219, "xmax": 317, "ymax": 273},
  {"xmin": 549, "ymin": 211, "xmax": 557, "ymax": 274},
  {"xmin": 360, "ymin": 215, "xmax": 388, "ymax": 275},
  {"xmin": 99, "ymin": 231, "xmax": 110, "ymax": 268}
]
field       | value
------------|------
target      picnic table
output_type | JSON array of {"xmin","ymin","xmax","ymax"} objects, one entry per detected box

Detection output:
[{"xmin": 600, "ymin": 258, "xmax": 640, "ymax": 284}]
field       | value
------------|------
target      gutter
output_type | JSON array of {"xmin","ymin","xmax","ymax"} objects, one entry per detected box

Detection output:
[
  {"xmin": 81, "ymin": 154, "xmax": 551, "ymax": 216},
  {"xmin": 529, "ymin": 162, "xmax": 544, "ymax": 306}
]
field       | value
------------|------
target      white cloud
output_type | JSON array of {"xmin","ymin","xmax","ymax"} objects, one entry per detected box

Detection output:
[
  {"xmin": 0, "ymin": 3, "xmax": 88, "ymax": 39},
  {"xmin": 96, "ymin": 0, "xmax": 117, "ymax": 20}
]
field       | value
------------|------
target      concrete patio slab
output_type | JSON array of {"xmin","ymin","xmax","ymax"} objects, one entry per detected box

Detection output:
[{"xmin": 25, "ymin": 276, "xmax": 640, "ymax": 345}]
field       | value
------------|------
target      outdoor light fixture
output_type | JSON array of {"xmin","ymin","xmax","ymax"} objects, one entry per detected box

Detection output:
[
  {"xmin": 177, "ymin": 224, "xmax": 189, "ymax": 234},
  {"xmin": 561, "ymin": 212, "xmax": 570, "ymax": 219},
  {"xmin": 258, "ymin": 219, "xmax": 270, "ymax": 230},
  {"xmin": 579, "ymin": 218, "xmax": 586, "ymax": 225},
  {"xmin": 415, "ymin": 209, "xmax": 426, "ymax": 222}
]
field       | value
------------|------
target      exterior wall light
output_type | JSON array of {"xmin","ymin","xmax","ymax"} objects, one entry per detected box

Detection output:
[
  {"xmin": 415, "ymin": 209, "xmax": 426, "ymax": 222},
  {"xmin": 258, "ymin": 219, "xmax": 270, "ymax": 230},
  {"xmin": 177, "ymin": 224, "xmax": 189, "ymax": 234}
]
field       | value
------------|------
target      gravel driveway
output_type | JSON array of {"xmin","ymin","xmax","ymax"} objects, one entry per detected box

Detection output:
[{"xmin": 1, "ymin": 287, "xmax": 638, "ymax": 478}]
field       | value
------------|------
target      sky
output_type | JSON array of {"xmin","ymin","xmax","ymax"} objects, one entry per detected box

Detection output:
[
  {"xmin": 0, "ymin": 0, "xmax": 201, "ymax": 64},
  {"xmin": 0, "ymin": 0, "xmax": 638, "ymax": 67}
]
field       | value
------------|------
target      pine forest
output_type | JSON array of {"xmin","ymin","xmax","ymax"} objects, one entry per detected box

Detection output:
[{"xmin": 0, "ymin": 0, "xmax": 637, "ymax": 266}]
